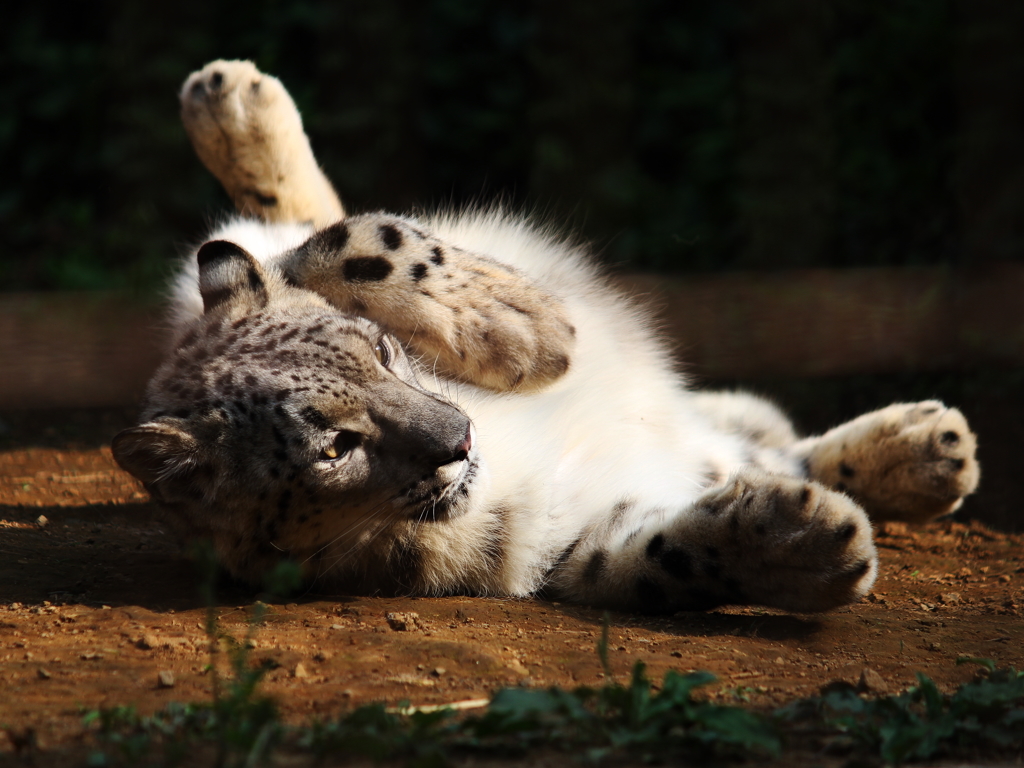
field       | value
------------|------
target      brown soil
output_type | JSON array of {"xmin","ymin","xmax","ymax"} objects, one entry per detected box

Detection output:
[{"xmin": 0, "ymin": 410, "xmax": 1022, "ymax": 762}]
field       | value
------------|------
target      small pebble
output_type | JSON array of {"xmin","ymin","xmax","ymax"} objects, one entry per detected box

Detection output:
[
  {"xmin": 157, "ymin": 670, "xmax": 175, "ymax": 688},
  {"xmin": 858, "ymin": 667, "xmax": 889, "ymax": 694},
  {"xmin": 35, "ymin": 515, "xmax": 48, "ymax": 529},
  {"xmin": 293, "ymin": 663, "xmax": 309, "ymax": 679},
  {"xmin": 37, "ymin": 668, "xmax": 51, "ymax": 680},
  {"xmin": 386, "ymin": 612, "xmax": 419, "ymax": 632}
]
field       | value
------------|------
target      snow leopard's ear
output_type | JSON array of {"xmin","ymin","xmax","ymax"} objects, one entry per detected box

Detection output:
[
  {"xmin": 196, "ymin": 240, "xmax": 269, "ymax": 314},
  {"xmin": 112, "ymin": 422, "xmax": 215, "ymax": 504}
]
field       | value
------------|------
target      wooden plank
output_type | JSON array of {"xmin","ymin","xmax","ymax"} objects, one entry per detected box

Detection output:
[
  {"xmin": 620, "ymin": 262, "xmax": 1024, "ymax": 379},
  {"xmin": 0, "ymin": 293, "xmax": 166, "ymax": 409},
  {"xmin": 1, "ymin": 263, "xmax": 1021, "ymax": 408}
]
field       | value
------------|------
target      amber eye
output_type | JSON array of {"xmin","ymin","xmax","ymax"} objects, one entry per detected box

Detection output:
[
  {"xmin": 321, "ymin": 430, "xmax": 361, "ymax": 462},
  {"xmin": 374, "ymin": 338, "xmax": 391, "ymax": 367}
]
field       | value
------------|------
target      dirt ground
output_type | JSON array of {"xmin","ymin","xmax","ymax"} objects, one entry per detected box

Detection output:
[{"xmin": 0, "ymin": 409, "xmax": 1022, "ymax": 761}]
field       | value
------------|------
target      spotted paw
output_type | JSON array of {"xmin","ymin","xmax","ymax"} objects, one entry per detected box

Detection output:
[
  {"xmin": 800, "ymin": 401, "xmax": 980, "ymax": 523},
  {"xmin": 180, "ymin": 60, "xmax": 343, "ymax": 225},
  {"xmin": 667, "ymin": 469, "xmax": 878, "ymax": 613}
]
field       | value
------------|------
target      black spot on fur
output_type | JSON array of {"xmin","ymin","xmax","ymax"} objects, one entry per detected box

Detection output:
[
  {"xmin": 583, "ymin": 551, "xmax": 607, "ymax": 581},
  {"xmin": 430, "ymin": 247, "xmax": 444, "ymax": 265},
  {"xmin": 271, "ymin": 426, "xmax": 287, "ymax": 447},
  {"xmin": 252, "ymin": 191, "xmax": 277, "ymax": 207},
  {"xmin": 277, "ymin": 489, "xmax": 292, "ymax": 516},
  {"xmin": 635, "ymin": 577, "xmax": 668, "ymax": 611},
  {"xmin": 940, "ymin": 430, "xmax": 960, "ymax": 446},
  {"xmin": 835, "ymin": 482, "xmax": 848, "ymax": 493},
  {"xmin": 343, "ymin": 256, "xmax": 393, "ymax": 282},
  {"xmin": 299, "ymin": 406, "xmax": 331, "ymax": 430},
  {"xmin": 410, "ymin": 262, "xmax": 428, "ymax": 281},
  {"xmin": 379, "ymin": 224, "xmax": 403, "ymax": 250},
  {"xmin": 552, "ymin": 537, "xmax": 582, "ymax": 570},
  {"xmin": 948, "ymin": 458, "xmax": 966, "ymax": 471},
  {"xmin": 177, "ymin": 329, "xmax": 199, "ymax": 349},
  {"xmin": 316, "ymin": 221, "xmax": 349, "ymax": 251},
  {"xmin": 646, "ymin": 534, "xmax": 665, "ymax": 559},
  {"xmin": 836, "ymin": 521, "xmax": 857, "ymax": 542},
  {"xmin": 799, "ymin": 486, "xmax": 812, "ymax": 507},
  {"xmin": 839, "ymin": 462, "xmax": 855, "ymax": 478},
  {"xmin": 754, "ymin": 522, "xmax": 766, "ymax": 535},
  {"xmin": 659, "ymin": 547, "xmax": 694, "ymax": 581}
]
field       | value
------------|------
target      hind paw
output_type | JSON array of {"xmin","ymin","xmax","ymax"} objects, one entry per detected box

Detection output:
[
  {"xmin": 678, "ymin": 470, "xmax": 878, "ymax": 612},
  {"xmin": 802, "ymin": 401, "xmax": 980, "ymax": 523}
]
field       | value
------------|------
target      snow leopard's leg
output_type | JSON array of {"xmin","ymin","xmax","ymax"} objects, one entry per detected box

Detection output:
[
  {"xmin": 547, "ymin": 468, "xmax": 877, "ymax": 614},
  {"xmin": 791, "ymin": 401, "xmax": 980, "ymax": 524},
  {"xmin": 180, "ymin": 60, "xmax": 344, "ymax": 226},
  {"xmin": 690, "ymin": 391, "xmax": 801, "ymax": 481},
  {"xmin": 277, "ymin": 214, "xmax": 577, "ymax": 393}
]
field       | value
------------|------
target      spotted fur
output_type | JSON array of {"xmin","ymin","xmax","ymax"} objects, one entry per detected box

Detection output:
[{"xmin": 112, "ymin": 61, "xmax": 981, "ymax": 613}]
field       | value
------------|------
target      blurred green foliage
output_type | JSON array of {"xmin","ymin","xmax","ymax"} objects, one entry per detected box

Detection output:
[{"xmin": 2, "ymin": 0, "xmax": 1020, "ymax": 291}]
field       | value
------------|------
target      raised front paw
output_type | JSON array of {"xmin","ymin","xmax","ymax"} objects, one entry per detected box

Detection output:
[
  {"xmin": 803, "ymin": 401, "xmax": 980, "ymax": 523},
  {"xmin": 283, "ymin": 214, "xmax": 577, "ymax": 392},
  {"xmin": 180, "ymin": 60, "xmax": 343, "ymax": 224}
]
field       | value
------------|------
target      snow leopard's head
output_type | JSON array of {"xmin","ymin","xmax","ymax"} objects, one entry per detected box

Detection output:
[{"xmin": 112, "ymin": 240, "xmax": 477, "ymax": 584}]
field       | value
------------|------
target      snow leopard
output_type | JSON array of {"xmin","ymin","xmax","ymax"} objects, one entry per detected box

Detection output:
[{"xmin": 111, "ymin": 60, "xmax": 980, "ymax": 614}]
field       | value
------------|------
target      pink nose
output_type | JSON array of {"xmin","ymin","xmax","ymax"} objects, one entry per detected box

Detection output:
[{"xmin": 450, "ymin": 425, "xmax": 473, "ymax": 463}]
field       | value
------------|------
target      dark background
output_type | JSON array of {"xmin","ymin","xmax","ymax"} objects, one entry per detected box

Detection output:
[
  {"xmin": 1, "ymin": 0, "xmax": 1022, "ymax": 529},
  {"xmin": 4, "ymin": 0, "xmax": 1024, "ymax": 290}
]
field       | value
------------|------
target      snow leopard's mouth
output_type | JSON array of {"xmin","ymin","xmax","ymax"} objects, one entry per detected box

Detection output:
[{"xmin": 401, "ymin": 452, "xmax": 479, "ymax": 523}]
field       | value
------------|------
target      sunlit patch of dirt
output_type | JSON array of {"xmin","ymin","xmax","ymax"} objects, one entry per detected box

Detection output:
[{"xmin": 0, "ymin": 411, "xmax": 1021, "ymax": 762}]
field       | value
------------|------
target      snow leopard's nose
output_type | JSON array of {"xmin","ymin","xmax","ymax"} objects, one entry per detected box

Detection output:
[{"xmin": 436, "ymin": 424, "xmax": 473, "ymax": 467}]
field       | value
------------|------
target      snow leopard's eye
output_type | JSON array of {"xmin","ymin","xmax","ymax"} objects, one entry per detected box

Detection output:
[
  {"xmin": 374, "ymin": 338, "xmax": 391, "ymax": 368},
  {"xmin": 320, "ymin": 430, "xmax": 361, "ymax": 462}
]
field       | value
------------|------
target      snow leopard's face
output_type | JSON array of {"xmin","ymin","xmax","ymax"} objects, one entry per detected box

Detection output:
[{"xmin": 112, "ymin": 240, "xmax": 477, "ymax": 583}]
